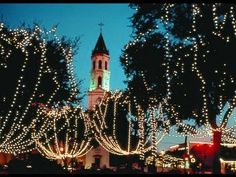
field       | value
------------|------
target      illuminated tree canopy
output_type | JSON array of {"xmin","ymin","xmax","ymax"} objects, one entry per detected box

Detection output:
[
  {"xmin": 121, "ymin": 3, "xmax": 236, "ymax": 173},
  {"xmin": 34, "ymin": 105, "xmax": 92, "ymax": 160},
  {"xmin": 0, "ymin": 23, "xmax": 82, "ymax": 154},
  {"xmin": 90, "ymin": 91, "xmax": 168, "ymax": 165}
]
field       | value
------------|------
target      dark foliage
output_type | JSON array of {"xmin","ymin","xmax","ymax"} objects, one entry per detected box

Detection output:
[
  {"xmin": 0, "ymin": 23, "xmax": 83, "ymax": 152},
  {"xmin": 121, "ymin": 3, "xmax": 236, "ymax": 127},
  {"xmin": 121, "ymin": 4, "xmax": 236, "ymax": 173}
]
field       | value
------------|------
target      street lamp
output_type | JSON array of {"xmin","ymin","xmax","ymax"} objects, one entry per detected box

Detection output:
[{"xmin": 161, "ymin": 150, "xmax": 165, "ymax": 173}]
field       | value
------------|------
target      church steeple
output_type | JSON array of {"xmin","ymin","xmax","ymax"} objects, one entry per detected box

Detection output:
[
  {"xmin": 92, "ymin": 33, "xmax": 109, "ymax": 56},
  {"xmin": 88, "ymin": 28, "xmax": 111, "ymax": 110}
]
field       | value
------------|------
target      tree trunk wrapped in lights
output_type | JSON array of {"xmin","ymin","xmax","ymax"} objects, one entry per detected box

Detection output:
[
  {"xmin": 0, "ymin": 23, "xmax": 82, "ymax": 154},
  {"xmin": 90, "ymin": 91, "xmax": 168, "ymax": 167},
  {"xmin": 145, "ymin": 104, "xmax": 169, "ymax": 165},
  {"xmin": 33, "ymin": 105, "xmax": 92, "ymax": 162}
]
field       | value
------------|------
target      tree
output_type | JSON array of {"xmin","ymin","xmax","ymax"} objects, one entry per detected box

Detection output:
[
  {"xmin": 91, "ymin": 91, "xmax": 146, "ymax": 167},
  {"xmin": 90, "ymin": 91, "xmax": 168, "ymax": 172},
  {"xmin": 0, "ymin": 22, "xmax": 83, "ymax": 154},
  {"xmin": 34, "ymin": 105, "xmax": 92, "ymax": 167},
  {"xmin": 121, "ymin": 3, "xmax": 236, "ymax": 173}
]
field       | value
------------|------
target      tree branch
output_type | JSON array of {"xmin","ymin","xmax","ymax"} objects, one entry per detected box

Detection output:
[{"xmin": 220, "ymin": 106, "xmax": 234, "ymax": 129}]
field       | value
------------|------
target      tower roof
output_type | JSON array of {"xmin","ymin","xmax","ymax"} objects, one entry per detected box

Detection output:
[{"xmin": 92, "ymin": 33, "xmax": 109, "ymax": 56}]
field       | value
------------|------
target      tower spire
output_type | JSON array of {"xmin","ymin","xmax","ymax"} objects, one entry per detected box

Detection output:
[{"xmin": 92, "ymin": 28, "xmax": 109, "ymax": 56}]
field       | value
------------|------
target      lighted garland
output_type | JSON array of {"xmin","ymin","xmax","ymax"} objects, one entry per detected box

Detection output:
[
  {"xmin": 33, "ymin": 105, "xmax": 92, "ymax": 160},
  {"xmin": 131, "ymin": 89, "xmax": 170, "ymax": 162},
  {"xmin": 212, "ymin": 4, "xmax": 236, "ymax": 42},
  {"xmin": 0, "ymin": 24, "xmax": 49, "ymax": 153},
  {"xmin": 90, "ymin": 90, "xmax": 168, "ymax": 165},
  {"xmin": 167, "ymin": 103, "xmax": 236, "ymax": 144},
  {"xmin": 144, "ymin": 103, "xmax": 169, "ymax": 164},
  {"xmin": 0, "ymin": 23, "xmax": 79, "ymax": 154},
  {"xmin": 187, "ymin": 4, "xmax": 236, "ymax": 138},
  {"xmin": 146, "ymin": 153, "xmax": 183, "ymax": 167},
  {"xmin": 90, "ymin": 91, "xmax": 147, "ymax": 156},
  {"xmin": 123, "ymin": 4, "xmax": 236, "ymax": 147}
]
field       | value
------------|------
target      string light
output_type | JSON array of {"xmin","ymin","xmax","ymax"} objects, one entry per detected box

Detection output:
[
  {"xmin": 122, "ymin": 4, "xmax": 236, "ymax": 152},
  {"xmin": 34, "ymin": 105, "xmax": 92, "ymax": 160},
  {"xmin": 0, "ymin": 23, "xmax": 80, "ymax": 154}
]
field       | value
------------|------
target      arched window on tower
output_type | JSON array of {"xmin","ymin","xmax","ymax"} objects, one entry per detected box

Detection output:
[
  {"xmin": 105, "ymin": 61, "xmax": 107, "ymax": 70},
  {"xmin": 93, "ymin": 61, "xmax": 96, "ymax": 70},
  {"xmin": 98, "ymin": 76, "xmax": 102, "ymax": 87},
  {"xmin": 99, "ymin": 60, "xmax": 102, "ymax": 69}
]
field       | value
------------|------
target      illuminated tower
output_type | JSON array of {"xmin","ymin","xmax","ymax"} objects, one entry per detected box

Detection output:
[
  {"xmin": 88, "ymin": 31, "xmax": 110, "ymax": 110},
  {"xmin": 85, "ymin": 25, "xmax": 111, "ymax": 169}
]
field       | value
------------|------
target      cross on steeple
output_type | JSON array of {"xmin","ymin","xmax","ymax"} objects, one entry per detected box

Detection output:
[{"xmin": 98, "ymin": 22, "xmax": 104, "ymax": 33}]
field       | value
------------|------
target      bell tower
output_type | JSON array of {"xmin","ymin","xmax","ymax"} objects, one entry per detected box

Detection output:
[
  {"xmin": 88, "ymin": 28, "xmax": 110, "ymax": 110},
  {"xmin": 85, "ymin": 24, "xmax": 111, "ymax": 169}
]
